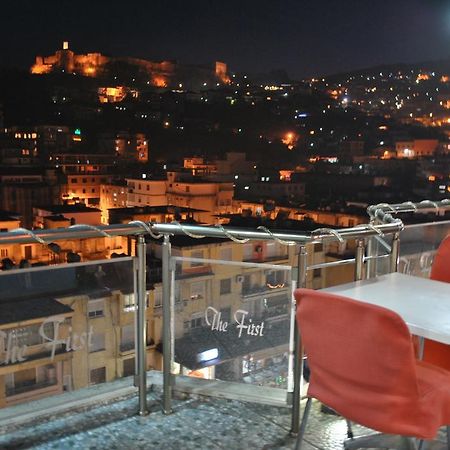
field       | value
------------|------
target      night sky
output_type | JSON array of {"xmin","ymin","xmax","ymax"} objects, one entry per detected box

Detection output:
[{"xmin": 1, "ymin": 0, "xmax": 450, "ymax": 78}]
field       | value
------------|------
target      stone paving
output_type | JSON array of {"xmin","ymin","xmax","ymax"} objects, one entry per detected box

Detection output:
[
  {"xmin": 0, "ymin": 386, "xmax": 369, "ymax": 450},
  {"xmin": 0, "ymin": 386, "xmax": 448, "ymax": 450}
]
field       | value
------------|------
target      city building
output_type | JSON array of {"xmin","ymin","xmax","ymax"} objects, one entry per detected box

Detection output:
[
  {"xmin": 166, "ymin": 172, "xmax": 233, "ymax": 223},
  {"xmin": 0, "ymin": 168, "xmax": 63, "ymax": 228},
  {"xmin": 126, "ymin": 179, "xmax": 167, "ymax": 207},
  {"xmin": 98, "ymin": 132, "xmax": 149, "ymax": 162},
  {"xmin": 395, "ymin": 139, "xmax": 440, "ymax": 158}
]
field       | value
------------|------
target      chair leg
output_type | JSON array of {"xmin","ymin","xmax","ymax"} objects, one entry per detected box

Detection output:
[
  {"xmin": 417, "ymin": 439, "xmax": 427, "ymax": 450},
  {"xmin": 346, "ymin": 420, "xmax": 354, "ymax": 439},
  {"xmin": 294, "ymin": 397, "xmax": 312, "ymax": 450}
]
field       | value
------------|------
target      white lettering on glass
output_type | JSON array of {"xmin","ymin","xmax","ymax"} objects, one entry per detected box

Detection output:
[
  {"xmin": 0, "ymin": 315, "xmax": 94, "ymax": 365},
  {"xmin": 204, "ymin": 306, "xmax": 264, "ymax": 337}
]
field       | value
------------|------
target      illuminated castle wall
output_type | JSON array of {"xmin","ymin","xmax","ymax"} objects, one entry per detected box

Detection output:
[{"xmin": 31, "ymin": 42, "xmax": 230, "ymax": 88}]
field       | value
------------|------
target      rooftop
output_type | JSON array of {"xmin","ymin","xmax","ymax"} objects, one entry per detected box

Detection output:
[
  {"xmin": 35, "ymin": 205, "xmax": 102, "ymax": 213},
  {"xmin": 108, "ymin": 205, "xmax": 206, "ymax": 214}
]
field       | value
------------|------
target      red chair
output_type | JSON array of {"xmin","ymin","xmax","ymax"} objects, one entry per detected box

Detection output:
[
  {"xmin": 294, "ymin": 288, "xmax": 450, "ymax": 450},
  {"xmin": 423, "ymin": 235, "xmax": 450, "ymax": 371},
  {"xmin": 430, "ymin": 234, "xmax": 450, "ymax": 283}
]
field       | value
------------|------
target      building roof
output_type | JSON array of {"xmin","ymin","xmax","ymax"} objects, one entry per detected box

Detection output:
[
  {"xmin": 0, "ymin": 258, "xmax": 134, "ymax": 303},
  {"xmin": 108, "ymin": 205, "xmax": 206, "ymax": 214},
  {"xmin": 0, "ymin": 210, "xmax": 21, "ymax": 222},
  {"xmin": 0, "ymin": 298, "xmax": 73, "ymax": 325},
  {"xmin": 36, "ymin": 205, "xmax": 101, "ymax": 213},
  {"xmin": 44, "ymin": 215, "xmax": 70, "ymax": 222}
]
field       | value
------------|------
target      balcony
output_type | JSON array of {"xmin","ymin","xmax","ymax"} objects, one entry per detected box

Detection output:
[{"xmin": 0, "ymin": 199, "xmax": 448, "ymax": 448}]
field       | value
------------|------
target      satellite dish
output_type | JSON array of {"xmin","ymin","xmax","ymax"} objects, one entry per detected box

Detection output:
[
  {"xmin": 19, "ymin": 259, "xmax": 31, "ymax": 268},
  {"xmin": 263, "ymin": 201, "xmax": 275, "ymax": 213},
  {"xmin": 48, "ymin": 242, "xmax": 61, "ymax": 254},
  {"xmin": 67, "ymin": 251, "xmax": 81, "ymax": 263},
  {"xmin": 1, "ymin": 258, "xmax": 15, "ymax": 270}
]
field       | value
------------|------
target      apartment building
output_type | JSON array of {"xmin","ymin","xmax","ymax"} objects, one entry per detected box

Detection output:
[
  {"xmin": 126, "ymin": 179, "xmax": 167, "ymax": 207},
  {"xmin": 166, "ymin": 172, "xmax": 233, "ymax": 223},
  {"xmin": 395, "ymin": 139, "xmax": 440, "ymax": 158}
]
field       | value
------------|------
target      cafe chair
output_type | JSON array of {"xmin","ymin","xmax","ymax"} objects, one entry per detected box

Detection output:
[
  {"xmin": 430, "ymin": 234, "xmax": 450, "ymax": 283},
  {"xmin": 294, "ymin": 288, "xmax": 450, "ymax": 450},
  {"xmin": 422, "ymin": 235, "xmax": 450, "ymax": 371}
]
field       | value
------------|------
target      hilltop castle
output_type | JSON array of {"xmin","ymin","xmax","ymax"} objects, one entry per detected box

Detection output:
[{"xmin": 31, "ymin": 42, "xmax": 229, "ymax": 89}]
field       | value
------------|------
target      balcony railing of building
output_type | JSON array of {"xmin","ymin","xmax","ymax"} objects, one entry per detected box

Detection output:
[{"xmin": 0, "ymin": 199, "xmax": 449, "ymax": 438}]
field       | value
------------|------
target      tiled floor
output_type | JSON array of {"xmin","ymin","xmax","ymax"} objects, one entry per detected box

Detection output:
[
  {"xmin": 0, "ymin": 387, "xmax": 367, "ymax": 450},
  {"xmin": 1, "ymin": 385, "xmax": 448, "ymax": 450}
]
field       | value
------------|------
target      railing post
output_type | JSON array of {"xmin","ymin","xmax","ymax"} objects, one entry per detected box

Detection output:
[
  {"xmin": 291, "ymin": 245, "xmax": 307, "ymax": 434},
  {"xmin": 355, "ymin": 239, "xmax": 365, "ymax": 281},
  {"xmin": 136, "ymin": 234, "xmax": 148, "ymax": 416},
  {"xmin": 162, "ymin": 234, "xmax": 173, "ymax": 414},
  {"xmin": 391, "ymin": 232, "xmax": 400, "ymax": 273},
  {"xmin": 366, "ymin": 223, "xmax": 375, "ymax": 279}
]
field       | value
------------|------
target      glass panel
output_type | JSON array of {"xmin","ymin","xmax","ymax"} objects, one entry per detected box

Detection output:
[
  {"xmin": 172, "ymin": 257, "xmax": 293, "ymax": 393},
  {"xmin": 0, "ymin": 257, "xmax": 135, "ymax": 409},
  {"xmin": 398, "ymin": 221, "xmax": 450, "ymax": 278},
  {"xmin": 312, "ymin": 240, "xmax": 358, "ymax": 289},
  {"xmin": 365, "ymin": 220, "xmax": 450, "ymax": 278}
]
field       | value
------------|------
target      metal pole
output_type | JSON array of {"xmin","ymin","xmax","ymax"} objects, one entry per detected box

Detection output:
[
  {"xmin": 162, "ymin": 234, "xmax": 173, "ymax": 414},
  {"xmin": 291, "ymin": 245, "xmax": 307, "ymax": 434},
  {"xmin": 391, "ymin": 232, "xmax": 400, "ymax": 273},
  {"xmin": 136, "ymin": 235, "xmax": 148, "ymax": 416},
  {"xmin": 133, "ymin": 257, "xmax": 139, "ymax": 385},
  {"xmin": 0, "ymin": 218, "xmax": 405, "ymax": 246},
  {"xmin": 366, "ymin": 225, "xmax": 375, "ymax": 279},
  {"xmin": 355, "ymin": 239, "xmax": 365, "ymax": 281}
]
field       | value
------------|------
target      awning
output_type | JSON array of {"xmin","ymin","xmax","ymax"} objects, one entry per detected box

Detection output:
[{"xmin": 174, "ymin": 318, "xmax": 290, "ymax": 371}]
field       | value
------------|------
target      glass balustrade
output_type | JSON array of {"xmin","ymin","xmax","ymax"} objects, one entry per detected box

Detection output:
[
  {"xmin": 0, "ymin": 212, "xmax": 448, "ymax": 445},
  {"xmin": 171, "ymin": 256, "xmax": 294, "ymax": 402},
  {"xmin": 0, "ymin": 257, "xmax": 135, "ymax": 410},
  {"xmin": 366, "ymin": 220, "xmax": 450, "ymax": 278}
]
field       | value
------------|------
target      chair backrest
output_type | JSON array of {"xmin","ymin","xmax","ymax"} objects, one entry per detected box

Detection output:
[
  {"xmin": 430, "ymin": 234, "xmax": 450, "ymax": 283},
  {"xmin": 422, "ymin": 235, "xmax": 450, "ymax": 370},
  {"xmin": 295, "ymin": 288, "xmax": 420, "ymax": 433}
]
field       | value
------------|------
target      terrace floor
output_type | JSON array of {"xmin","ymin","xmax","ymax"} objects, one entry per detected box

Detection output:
[{"xmin": 0, "ymin": 376, "xmax": 447, "ymax": 450}]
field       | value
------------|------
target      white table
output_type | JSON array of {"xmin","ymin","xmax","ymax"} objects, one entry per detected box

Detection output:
[{"xmin": 322, "ymin": 272, "xmax": 450, "ymax": 345}]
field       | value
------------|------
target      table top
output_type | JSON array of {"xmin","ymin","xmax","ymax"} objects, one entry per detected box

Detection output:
[{"xmin": 322, "ymin": 272, "xmax": 450, "ymax": 345}]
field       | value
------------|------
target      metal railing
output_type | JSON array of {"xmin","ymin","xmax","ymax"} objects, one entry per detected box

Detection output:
[{"xmin": 0, "ymin": 199, "xmax": 449, "ymax": 432}]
